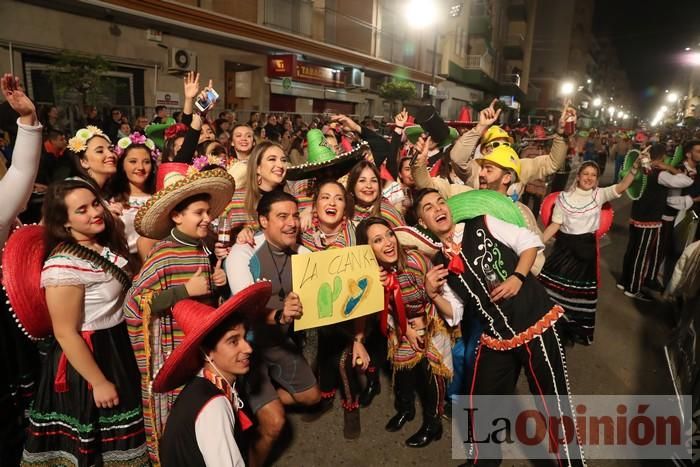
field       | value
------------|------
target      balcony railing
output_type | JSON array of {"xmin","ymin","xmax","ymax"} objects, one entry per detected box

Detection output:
[{"xmin": 465, "ymin": 53, "xmax": 494, "ymax": 76}]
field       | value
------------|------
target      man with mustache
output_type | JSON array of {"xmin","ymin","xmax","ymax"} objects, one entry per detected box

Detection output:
[
  {"xmin": 226, "ymin": 190, "xmax": 320, "ymax": 467},
  {"xmin": 414, "ymin": 188, "xmax": 585, "ymax": 466}
]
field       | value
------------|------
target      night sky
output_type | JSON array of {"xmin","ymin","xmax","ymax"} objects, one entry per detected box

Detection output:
[{"xmin": 593, "ymin": 0, "xmax": 700, "ymax": 118}]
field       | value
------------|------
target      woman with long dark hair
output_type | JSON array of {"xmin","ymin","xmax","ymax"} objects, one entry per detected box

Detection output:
[
  {"xmin": 108, "ymin": 133, "xmax": 158, "ymax": 261},
  {"xmin": 356, "ymin": 216, "xmax": 451, "ymax": 447},
  {"xmin": 21, "ymin": 178, "xmax": 148, "ymax": 466},
  {"xmin": 346, "ymin": 160, "xmax": 405, "ymax": 227},
  {"xmin": 67, "ymin": 126, "xmax": 116, "ymax": 193}
]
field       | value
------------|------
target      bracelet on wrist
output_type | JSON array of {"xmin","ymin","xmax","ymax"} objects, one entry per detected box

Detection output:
[{"xmin": 512, "ymin": 271, "xmax": 526, "ymax": 283}]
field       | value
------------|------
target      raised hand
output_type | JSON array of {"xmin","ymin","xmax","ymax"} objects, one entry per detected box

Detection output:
[
  {"xmin": 1, "ymin": 74, "xmax": 36, "ymax": 125},
  {"xmin": 185, "ymin": 267, "xmax": 210, "ymax": 297},
  {"xmin": 479, "ymin": 99, "xmax": 502, "ymax": 127},
  {"xmin": 558, "ymin": 99, "xmax": 576, "ymax": 132},
  {"xmin": 394, "ymin": 108, "xmax": 409, "ymax": 128},
  {"xmin": 330, "ymin": 114, "xmax": 361, "ymax": 133},
  {"xmin": 183, "ymin": 71, "xmax": 201, "ymax": 99}
]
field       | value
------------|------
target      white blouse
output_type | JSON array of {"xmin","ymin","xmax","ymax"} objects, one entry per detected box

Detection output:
[
  {"xmin": 551, "ymin": 186, "xmax": 620, "ymax": 235},
  {"xmin": 41, "ymin": 248, "xmax": 129, "ymax": 331},
  {"xmin": 121, "ymin": 195, "xmax": 151, "ymax": 254}
]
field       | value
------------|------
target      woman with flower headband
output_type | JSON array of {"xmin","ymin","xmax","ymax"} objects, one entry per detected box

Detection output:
[
  {"xmin": 108, "ymin": 132, "xmax": 159, "ymax": 264},
  {"xmin": 356, "ymin": 216, "xmax": 452, "ymax": 448},
  {"xmin": 68, "ymin": 125, "xmax": 117, "ymax": 194},
  {"xmin": 123, "ymin": 162, "xmax": 235, "ymax": 465},
  {"xmin": 298, "ymin": 179, "xmax": 370, "ymax": 439},
  {"xmin": 19, "ymin": 178, "xmax": 149, "ymax": 466}
]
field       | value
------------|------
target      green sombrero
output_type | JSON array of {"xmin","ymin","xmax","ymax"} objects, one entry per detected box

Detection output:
[
  {"xmin": 286, "ymin": 129, "xmax": 368, "ymax": 181},
  {"xmin": 404, "ymin": 125, "xmax": 459, "ymax": 148},
  {"xmin": 619, "ymin": 149, "xmax": 647, "ymax": 200},
  {"xmin": 145, "ymin": 117, "xmax": 177, "ymax": 150},
  {"xmin": 665, "ymin": 144, "xmax": 684, "ymax": 167},
  {"xmin": 447, "ymin": 190, "xmax": 526, "ymax": 227}
]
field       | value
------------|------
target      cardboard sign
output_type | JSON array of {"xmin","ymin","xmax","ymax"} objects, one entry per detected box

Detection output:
[{"xmin": 291, "ymin": 245, "xmax": 383, "ymax": 331}]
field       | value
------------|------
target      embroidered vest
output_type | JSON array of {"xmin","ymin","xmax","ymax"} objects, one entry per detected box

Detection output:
[{"xmin": 435, "ymin": 217, "xmax": 554, "ymax": 340}]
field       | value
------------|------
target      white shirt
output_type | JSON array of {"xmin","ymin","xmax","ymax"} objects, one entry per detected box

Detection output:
[
  {"xmin": 667, "ymin": 240, "xmax": 700, "ymax": 297},
  {"xmin": 440, "ymin": 217, "xmax": 544, "ymax": 327},
  {"xmin": 120, "ymin": 195, "xmax": 151, "ymax": 254},
  {"xmin": 658, "ymin": 171, "xmax": 694, "ymax": 189},
  {"xmin": 40, "ymin": 248, "xmax": 128, "ymax": 331},
  {"xmin": 551, "ymin": 186, "xmax": 620, "ymax": 235},
  {"xmin": 195, "ymin": 394, "xmax": 245, "ymax": 467}
]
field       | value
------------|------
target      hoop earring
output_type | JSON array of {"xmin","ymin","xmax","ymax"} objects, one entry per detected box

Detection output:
[{"xmin": 257, "ymin": 175, "xmax": 262, "ymax": 186}]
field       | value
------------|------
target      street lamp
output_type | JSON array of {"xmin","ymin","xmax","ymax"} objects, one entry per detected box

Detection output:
[
  {"xmin": 560, "ymin": 81, "xmax": 575, "ymax": 96},
  {"xmin": 405, "ymin": 0, "xmax": 441, "ymax": 105},
  {"xmin": 593, "ymin": 97, "xmax": 602, "ymax": 107},
  {"xmin": 617, "ymin": 111, "xmax": 624, "ymax": 119},
  {"xmin": 607, "ymin": 105, "xmax": 615, "ymax": 115},
  {"xmin": 667, "ymin": 92, "xmax": 679, "ymax": 103}
]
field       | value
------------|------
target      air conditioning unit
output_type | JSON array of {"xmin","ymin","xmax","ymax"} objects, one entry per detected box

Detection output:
[
  {"xmin": 345, "ymin": 68, "xmax": 365, "ymax": 88},
  {"xmin": 168, "ymin": 48, "xmax": 197, "ymax": 73}
]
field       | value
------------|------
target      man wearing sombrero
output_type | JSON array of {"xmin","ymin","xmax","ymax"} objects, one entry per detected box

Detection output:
[
  {"xmin": 156, "ymin": 282, "xmax": 271, "ymax": 467},
  {"xmin": 449, "ymin": 99, "xmax": 572, "ymax": 195},
  {"xmin": 413, "ymin": 188, "xmax": 585, "ymax": 465}
]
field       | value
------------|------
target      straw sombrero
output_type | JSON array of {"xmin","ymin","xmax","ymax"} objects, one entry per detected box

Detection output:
[
  {"xmin": 447, "ymin": 190, "xmax": 526, "ymax": 227},
  {"xmin": 1, "ymin": 225, "xmax": 50, "ymax": 340},
  {"xmin": 135, "ymin": 162, "xmax": 235, "ymax": 239},
  {"xmin": 152, "ymin": 281, "xmax": 271, "ymax": 393},
  {"xmin": 619, "ymin": 149, "xmax": 647, "ymax": 200},
  {"xmin": 286, "ymin": 129, "xmax": 368, "ymax": 181},
  {"xmin": 404, "ymin": 125, "xmax": 459, "ymax": 148}
]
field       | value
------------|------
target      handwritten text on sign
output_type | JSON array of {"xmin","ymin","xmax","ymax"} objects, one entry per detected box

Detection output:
[{"xmin": 292, "ymin": 245, "xmax": 383, "ymax": 331}]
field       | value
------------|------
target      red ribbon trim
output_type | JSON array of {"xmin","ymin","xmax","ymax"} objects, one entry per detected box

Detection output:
[
  {"xmin": 382, "ymin": 272, "xmax": 407, "ymax": 337},
  {"xmin": 54, "ymin": 330, "xmax": 95, "ymax": 393}
]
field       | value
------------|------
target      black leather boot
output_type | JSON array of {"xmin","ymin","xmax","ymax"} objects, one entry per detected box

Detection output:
[
  {"xmin": 405, "ymin": 417, "xmax": 442, "ymax": 447},
  {"xmin": 359, "ymin": 368, "xmax": 380, "ymax": 407},
  {"xmin": 385, "ymin": 407, "xmax": 415, "ymax": 432}
]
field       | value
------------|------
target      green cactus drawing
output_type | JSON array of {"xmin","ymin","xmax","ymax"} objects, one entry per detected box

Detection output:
[{"xmin": 317, "ymin": 275, "xmax": 342, "ymax": 318}]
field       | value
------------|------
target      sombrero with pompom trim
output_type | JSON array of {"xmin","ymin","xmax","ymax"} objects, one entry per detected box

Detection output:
[
  {"xmin": 286, "ymin": 129, "xmax": 368, "ymax": 181},
  {"xmin": 152, "ymin": 281, "xmax": 271, "ymax": 393},
  {"xmin": 135, "ymin": 163, "xmax": 235, "ymax": 239},
  {"xmin": 1, "ymin": 225, "xmax": 50, "ymax": 340}
]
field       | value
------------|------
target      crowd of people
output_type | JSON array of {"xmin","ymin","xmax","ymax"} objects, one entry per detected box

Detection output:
[{"xmin": 0, "ymin": 69, "xmax": 699, "ymax": 467}]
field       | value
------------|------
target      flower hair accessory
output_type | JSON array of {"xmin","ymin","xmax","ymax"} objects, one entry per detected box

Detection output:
[
  {"xmin": 115, "ymin": 132, "xmax": 161, "ymax": 161},
  {"xmin": 187, "ymin": 154, "xmax": 227, "ymax": 176},
  {"xmin": 68, "ymin": 126, "xmax": 109, "ymax": 153},
  {"xmin": 164, "ymin": 123, "xmax": 188, "ymax": 141}
]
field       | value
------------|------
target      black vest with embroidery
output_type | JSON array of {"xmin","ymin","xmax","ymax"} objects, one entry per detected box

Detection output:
[{"xmin": 435, "ymin": 217, "xmax": 554, "ymax": 340}]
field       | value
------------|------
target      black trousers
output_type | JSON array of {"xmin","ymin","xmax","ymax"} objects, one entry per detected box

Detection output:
[
  {"xmin": 393, "ymin": 358, "xmax": 445, "ymax": 420},
  {"xmin": 317, "ymin": 324, "xmax": 362, "ymax": 410},
  {"xmin": 620, "ymin": 222, "xmax": 662, "ymax": 294},
  {"xmin": 468, "ymin": 325, "xmax": 585, "ymax": 466}
]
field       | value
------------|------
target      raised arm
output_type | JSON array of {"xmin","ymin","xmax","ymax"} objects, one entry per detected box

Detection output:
[{"xmin": 450, "ymin": 99, "xmax": 501, "ymax": 171}]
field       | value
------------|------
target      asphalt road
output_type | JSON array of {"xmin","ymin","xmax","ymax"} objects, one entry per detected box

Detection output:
[{"xmin": 272, "ymin": 166, "xmax": 678, "ymax": 467}]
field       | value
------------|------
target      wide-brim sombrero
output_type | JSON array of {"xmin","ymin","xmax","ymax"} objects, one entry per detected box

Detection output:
[
  {"xmin": 1, "ymin": 225, "xmax": 50, "ymax": 340},
  {"xmin": 286, "ymin": 141, "xmax": 369, "ymax": 181},
  {"xmin": 135, "ymin": 168, "xmax": 235, "ymax": 239},
  {"xmin": 394, "ymin": 225, "xmax": 441, "ymax": 258},
  {"xmin": 404, "ymin": 125, "xmax": 459, "ymax": 148},
  {"xmin": 447, "ymin": 190, "xmax": 526, "ymax": 227},
  {"xmin": 153, "ymin": 281, "xmax": 271, "ymax": 393},
  {"xmin": 619, "ymin": 149, "xmax": 647, "ymax": 200}
]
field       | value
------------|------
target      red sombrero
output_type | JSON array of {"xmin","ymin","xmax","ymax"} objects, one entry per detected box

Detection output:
[
  {"xmin": 1, "ymin": 225, "xmax": 50, "ymax": 340},
  {"xmin": 447, "ymin": 107, "xmax": 477, "ymax": 129},
  {"xmin": 152, "ymin": 281, "xmax": 272, "ymax": 393}
]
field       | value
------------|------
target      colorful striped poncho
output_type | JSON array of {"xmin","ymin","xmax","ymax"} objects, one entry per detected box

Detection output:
[
  {"xmin": 223, "ymin": 182, "xmax": 313, "ymax": 232},
  {"xmin": 123, "ymin": 236, "xmax": 214, "ymax": 466},
  {"xmin": 386, "ymin": 249, "xmax": 452, "ymax": 378},
  {"xmin": 300, "ymin": 220, "xmax": 355, "ymax": 252},
  {"xmin": 352, "ymin": 197, "xmax": 405, "ymax": 228}
]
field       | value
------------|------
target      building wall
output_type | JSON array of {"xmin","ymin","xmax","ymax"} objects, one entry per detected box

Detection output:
[{"xmin": 0, "ymin": 0, "xmax": 268, "ymax": 112}]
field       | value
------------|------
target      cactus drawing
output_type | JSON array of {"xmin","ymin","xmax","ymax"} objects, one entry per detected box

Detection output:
[{"xmin": 317, "ymin": 275, "xmax": 342, "ymax": 318}]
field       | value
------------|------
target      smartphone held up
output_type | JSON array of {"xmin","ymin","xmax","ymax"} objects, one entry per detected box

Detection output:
[{"xmin": 195, "ymin": 88, "xmax": 219, "ymax": 114}]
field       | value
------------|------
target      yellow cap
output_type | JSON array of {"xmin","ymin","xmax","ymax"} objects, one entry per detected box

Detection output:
[
  {"xmin": 477, "ymin": 145, "xmax": 521, "ymax": 179},
  {"xmin": 481, "ymin": 126, "xmax": 513, "ymax": 145}
]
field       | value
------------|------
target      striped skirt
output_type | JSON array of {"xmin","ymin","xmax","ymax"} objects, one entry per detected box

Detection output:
[
  {"xmin": 538, "ymin": 232, "xmax": 598, "ymax": 345},
  {"xmin": 21, "ymin": 322, "xmax": 149, "ymax": 467}
]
